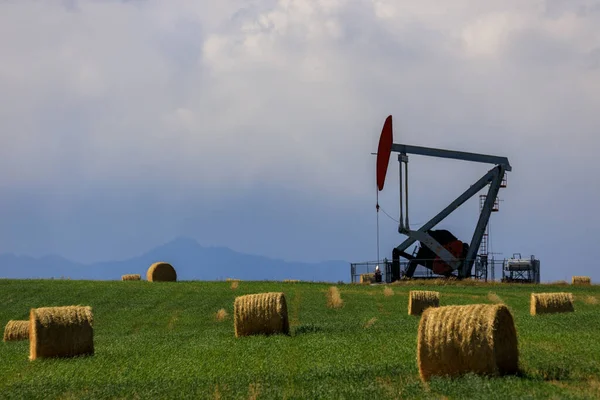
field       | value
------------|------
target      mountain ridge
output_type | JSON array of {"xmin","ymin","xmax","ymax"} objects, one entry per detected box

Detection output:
[{"xmin": 0, "ymin": 236, "xmax": 352, "ymax": 283}]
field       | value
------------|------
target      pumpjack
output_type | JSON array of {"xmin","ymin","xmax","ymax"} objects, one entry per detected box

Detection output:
[{"xmin": 376, "ymin": 115, "xmax": 511, "ymax": 280}]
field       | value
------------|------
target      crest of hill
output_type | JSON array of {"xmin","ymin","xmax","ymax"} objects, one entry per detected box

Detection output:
[{"xmin": 0, "ymin": 237, "xmax": 349, "ymax": 282}]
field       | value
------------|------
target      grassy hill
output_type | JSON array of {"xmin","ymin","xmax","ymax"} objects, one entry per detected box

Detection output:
[{"xmin": 1, "ymin": 279, "xmax": 599, "ymax": 399}]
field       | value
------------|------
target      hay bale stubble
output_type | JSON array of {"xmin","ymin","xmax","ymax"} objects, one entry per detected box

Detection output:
[
  {"xmin": 408, "ymin": 290, "xmax": 440, "ymax": 315},
  {"xmin": 234, "ymin": 292, "xmax": 290, "ymax": 338},
  {"xmin": 216, "ymin": 308, "xmax": 229, "ymax": 321},
  {"xmin": 530, "ymin": 292, "xmax": 574, "ymax": 315},
  {"xmin": 3, "ymin": 320, "xmax": 29, "ymax": 342},
  {"xmin": 146, "ymin": 262, "xmax": 177, "ymax": 282},
  {"xmin": 327, "ymin": 286, "xmax": 344, "ymax": 309},
  {"xmin": 121, "ymin": 274, "xmax": 141, "ymax": 281},
  {"xmin": 29, "ymin": 305, "xmax": 94, "ymax": 360},
  {"xmin": 417, "ymin": 303, "xmax": 519, "ymax": 382}
]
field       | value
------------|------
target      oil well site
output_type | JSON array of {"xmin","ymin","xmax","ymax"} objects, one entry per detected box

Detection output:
[
  {"xmin": 2, "ymin": 0, "xmax": 599, "ymax": 396},
  {"xmin": 352, "ymin": 115, "xmax": 541, "ymax": 286}
]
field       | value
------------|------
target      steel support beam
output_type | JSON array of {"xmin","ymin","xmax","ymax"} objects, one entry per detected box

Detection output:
[
  {"xmin": 392, "ymin": 144, "xmax": 512, "ymax": 171},
  {"xmin": 461, "ymin": 165, "xmax": 505, "ymax": 278}
]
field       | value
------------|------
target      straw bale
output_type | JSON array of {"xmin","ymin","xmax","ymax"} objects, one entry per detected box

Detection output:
[
  {"xmin": 121, "ymin": 274, "xmax": 141, "ymax": 281},
  {"xmin": 29, "ymin": 305, "xmax": 94, "ymax": 360},
  {"xmin": 417, "ymin": 303, "xmax": 519, "ymax": 382},
  {"xmin": 3, "ymin": 320, "xmax": 29, "ymax": 342},
  {"xmin": 360, "ymin": 273, "xmax": 375, "ymax": 284},
  {"xmin": 530, "ymin": 292, "xmax": 574, "ymax": 315},
  {"xmin": 283, "ymin": 280, "xmax": 300, "ymax": 283},
  {"xmin": 572, "ymin": 276, "xmax": 591, "ymax": 285},
  {"xmin": 408, "ymin": 290, "xmax": 440, "ymax": 315},
  {"xmin": 234, "ymin": 292, "xmax": 290, "ymax": 338},
  {"xmin": 146, "ymin": 262, "xmax": 177, "ymax": 282}
]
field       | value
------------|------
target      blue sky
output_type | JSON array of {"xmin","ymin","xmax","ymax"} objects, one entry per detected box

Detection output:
[{"xmin": 1, "ymin": 0, "xmax": 599, "ymax": 282}]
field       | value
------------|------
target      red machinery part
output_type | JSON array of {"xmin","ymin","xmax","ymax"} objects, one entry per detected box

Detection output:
[
  {"xmin": 432, "ymin": 240, "xmax": 464, "ymax": 275},
  {"xmin": 376, "ymin": 115, "xmax": 393, "ymax": 191}
]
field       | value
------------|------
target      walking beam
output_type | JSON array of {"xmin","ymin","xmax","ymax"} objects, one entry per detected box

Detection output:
[{"xmin": 391, "ymin": 144, "xmax": 512, "ymax": 171}]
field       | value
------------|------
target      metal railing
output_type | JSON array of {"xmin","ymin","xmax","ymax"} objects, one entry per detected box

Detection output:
[
  {"xmin": 350, "ymin": 260, "xmax": 392, "ymax": 284},
  {"xmin": 350, "ymin": 257, "xmax": 530, "ymax": 283}
]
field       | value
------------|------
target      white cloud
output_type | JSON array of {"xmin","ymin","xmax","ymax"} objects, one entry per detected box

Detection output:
[
  {"xmin": 0, "ymin": 0, "xmax": 597, "ymax": 180},
  {"xmin": 461, "ymin": 12, "xmax": 528, "ymax": 57}
]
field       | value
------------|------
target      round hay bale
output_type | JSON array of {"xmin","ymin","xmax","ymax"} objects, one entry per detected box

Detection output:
[
  {"xmin": 121, "ymin": 274, "xmax": 141, "ymax": 281},
  {"xmin": 146, "ymin": 262, "xmax": 177, "ymax": 282},
  {"xmin": 530, "ymin": 292, "xmax": 574, "ymax": 315},
  {"xmin": 29, "ymin": 305, "xmax": 94, "ymax": 360},
  {"xmin": 408, "ymin": 290, "xmax": 440, "ymax": 315},
  {"xmin": 572, "ymin": 276, "xmax": 591, "ymax": 285},
  {"xmin": 233, "ymin": 292, "xmax": 290, "ymax": 338},
  {"xmin": 417, "ymin": 303, "xmax": 519, "ymax": 382},
  {"xmin": 3, "ymin": 320, "xmax": 29, "ymax": 342}
]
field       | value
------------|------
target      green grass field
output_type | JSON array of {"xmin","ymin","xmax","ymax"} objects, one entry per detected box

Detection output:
[{"xmin": 1, "ymin": 279, "xmax": 599, "ymax": 399}]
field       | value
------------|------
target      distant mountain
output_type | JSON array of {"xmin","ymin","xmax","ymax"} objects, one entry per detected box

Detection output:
[
  {"xmin": 0, "ymin": 237, "xmax": 351, "ymax": 283},
  {"xmin": 0, "ymin": 253, "xmax": 83, "ymax": 279}
]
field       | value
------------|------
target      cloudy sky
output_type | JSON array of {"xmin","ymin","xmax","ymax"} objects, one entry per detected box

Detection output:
[{"xmin": 1, "ymin": 0, "xmax": 599, "ymax": 282}]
